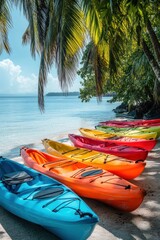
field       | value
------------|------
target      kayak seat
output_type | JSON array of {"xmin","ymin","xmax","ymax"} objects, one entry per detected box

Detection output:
[
  {"xmin": 32, "ymin": 187, "xmax": 64, "ymax": 199},
  {"xmin": 81, "ymin": 169, "xmax": 103, "ymax": 177},
  {"xmin": 2, "ymin": 171, "xmax": 33, "ymax": 193}
]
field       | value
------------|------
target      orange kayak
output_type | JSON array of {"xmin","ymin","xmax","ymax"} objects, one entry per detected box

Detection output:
[
  {"xmin": 42, "ymin": 139, "xmax": 146, "ymax": 180},
  {"xmin": 21, "ymin": 147, "xmax": 146, "ymax": 212}
]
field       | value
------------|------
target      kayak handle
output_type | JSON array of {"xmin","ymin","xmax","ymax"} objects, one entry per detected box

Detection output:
[{"xmin": 76, "ymin": 209, "xmax": 93, "ymax": 218}]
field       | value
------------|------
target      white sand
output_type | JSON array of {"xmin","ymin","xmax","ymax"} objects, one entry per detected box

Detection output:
[{"xmin": 1, "ymin": 138, "xmax": 160, "ymax": 240}]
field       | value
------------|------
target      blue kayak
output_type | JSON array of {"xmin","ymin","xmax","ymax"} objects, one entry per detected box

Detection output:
[{"xmin": 0, "ymin": 157, "xmax": 98, "ymax": 240}]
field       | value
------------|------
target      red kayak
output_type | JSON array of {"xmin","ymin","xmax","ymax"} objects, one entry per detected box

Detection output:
[
  {"xmin": 99, "ymin": 119, "xmax": 160, "ymax": 128},
  {"xmin": 79, "ymin": 128, "xmax": 157, "ymax": 151},
  {"xmin": 69, "ymin": 134, "xmax": 148, "ymax": 161}
]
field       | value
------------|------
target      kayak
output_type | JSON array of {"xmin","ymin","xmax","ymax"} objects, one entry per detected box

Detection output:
[
  {"xmin": 98, "ymin": 124, "xmax": 160, "ymax": 138},
  {"xmin": 79, "ymin": 128, "xmax": 157, "ymax": 150},
  {"xmin": 96, "ymin": 125, "xmax": 157, "ymax": 139},
  {"xmin": 68, "ymin": 134, "xmax": 148, "ymax": 161},
  {"xmin": 42, "ymin": 139, "xmax": 146, "ymax": 180},
  {"xmin": 21, "ymin": 147, "xmax": 146, "ymax": 212},
  {"xmin": 0, "ymin": 156, "xmax": 98, "ymax": 240},
  {"xmin": 99, "ymin": 119, "xmax": 160, "ymax": 128},
  {"xmin": 99, "ymin": 121, "xmax": 160, "ymax": 128}
]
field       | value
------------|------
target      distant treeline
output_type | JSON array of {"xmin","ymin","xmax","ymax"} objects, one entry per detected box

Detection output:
[
  {"xmin": 46, "ymin": 92, "xmax": 80, "ymax": 96},
  {"xmin": 104, "ymin": 92, "xmax": 116, "ymax": 97},
  {"xmin": 46, "ymin": 92, "xmax": 115, "ymax": 97}
]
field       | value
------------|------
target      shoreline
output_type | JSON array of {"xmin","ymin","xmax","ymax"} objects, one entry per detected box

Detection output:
[
  {"xmin": 2, "ymin": 130, "xmax": 79, "ymax": 160},
  {"xmin": 1, "ymin": 137, "xmax": 160, "ymax": 239}
]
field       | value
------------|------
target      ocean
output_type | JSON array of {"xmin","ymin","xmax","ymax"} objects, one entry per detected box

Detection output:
[{"xmin": 0, "ymin": 95, "xmax": 120, "ymax": 158}]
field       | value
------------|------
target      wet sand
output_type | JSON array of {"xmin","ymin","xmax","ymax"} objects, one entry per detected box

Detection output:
[{"xmin": 1, "ymin": 138, "xmax": 160, "ymax": 240}]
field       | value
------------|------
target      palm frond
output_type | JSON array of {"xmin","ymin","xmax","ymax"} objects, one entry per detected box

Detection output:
[
  {"xmin": 94, "ymin": 50, "xmax": 104, "ymax": 100},
  {"xmin": 81, "ymin": 0, "xmax": 103, "ymax": 44},
  {"xmin": 38, "ymin": 0, "xmax": 85, "ymax": 110},
  {"xmin": 54, "ymin": 0, "xmax": 85, "ymax": 89},
  {"xmin": 38, "ymin": 51, "xmax": 49, "ymax": 112},
  {"xmin": 0, "ymin": 0, "xmax": 12, "ymax": 54},
  {"xmin": 15, "ymin": 0, "xmax": 48, "ymax": 57},
  {"xmin": 22, "ymin": 26, "xmax": 30, "ymax": 44}
]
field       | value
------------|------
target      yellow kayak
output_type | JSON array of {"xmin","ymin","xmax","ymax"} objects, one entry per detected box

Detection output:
[
  {"xmin": 79, "ymin": 128, "xmax": 157, "ymax": 150},
  {"xmin": 42, "ymin": 139, "xmax": 146, "ymax": 180},
  {"xmin": 96, "ymin": 125, "xmax": 157, "ymax": 139},
  {"xmin": 80, "ymin": 128, "xmax": 120, "ymax": 139}
]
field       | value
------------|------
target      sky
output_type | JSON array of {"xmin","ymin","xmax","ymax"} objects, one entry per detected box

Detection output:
[{"xmin": 0, "ymin": 7, "xmax": 81, "ymax": 95}]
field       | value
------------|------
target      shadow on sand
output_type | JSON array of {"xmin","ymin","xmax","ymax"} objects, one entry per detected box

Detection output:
[
  {"xmin": 2, "ymin": 143, "xmax": 44, "ymax": 159},
  {"xmin": 1, "ymin": 140, "xmax": 160, "ymax": 239},
  {"xmin": 0, "ymin": 207, "xmax": 59, "ymax": 240}
]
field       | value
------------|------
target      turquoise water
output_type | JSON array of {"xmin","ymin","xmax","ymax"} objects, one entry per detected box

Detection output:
[{"xmin": 0, "ymin": 95, "xmax": 120, "ymax": 158}]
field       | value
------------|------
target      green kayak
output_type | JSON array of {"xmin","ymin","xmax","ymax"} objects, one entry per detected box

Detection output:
[
  {"xmin": 95, "ymin": 125, "xmax": 158, "ymax": 139},
  {"xmin": 97, "ymin": 125, "xmax": 160, "ymax": 138}
]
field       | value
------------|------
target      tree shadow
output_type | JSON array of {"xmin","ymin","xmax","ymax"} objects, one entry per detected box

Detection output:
[
  {"xmin": 2, "ymin": 143, "xmax": 44, "ymax": 159},
  {"xmin": 1, "ymin": 139, "xmax": 160, "ymax": 240},
  {"xmin": 86, "ymin": 140, "xmax": 160, "ymax": 240},
  {"xmin": 0, "ymin": 207, "xmax": 59, "ymax": 240}
]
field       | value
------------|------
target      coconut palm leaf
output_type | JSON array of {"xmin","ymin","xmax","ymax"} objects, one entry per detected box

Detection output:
[
  {"xmin": 37, "ymin": 0, "xmax": 86, "ymax": 110},
  {"xmin": 22, "ymin": 25, "xmax": 30, "ymax": 45},
  {"xmin": 54, "ymin": 0, "xmax": 85, "ymax": 86},
  {"xmin": 0, "ymin": 0, "xmax": 12, "ymax": 54},
  {"xmin": 81, "ymin": 0, "xmax": 103, "ymax": 44},
  {"xmin": 15, "ymin": 0, "xmax": 48, "ymax": 57}
]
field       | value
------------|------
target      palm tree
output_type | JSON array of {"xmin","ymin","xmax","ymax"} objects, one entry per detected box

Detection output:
[
  {"xmin": 79, "ymin": 1, "xmax": 160, "ymax": 111},
  {"xmin": 14, "ymin": 0, "xmax": 87, "ymax": 111},
  {"xmin": 2, "ymin": 0, "xmax": 160, "ymax": 115},
  {"xmin": 1, "ymin": 0, "xmax": 127, "ymax": 111},
  {"xmin": 0, "ymin": 0, "xmax": 12, "ymax": 54},
  {"xmin": 14, "ymin": 0, "xmax": 127, "ymax": 111}
]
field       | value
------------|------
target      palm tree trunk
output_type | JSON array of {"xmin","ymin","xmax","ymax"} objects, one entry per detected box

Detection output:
[
  {"xmin": 142, "ymin": 39, "xmax": 160, "ymax": 82},
  {"xmin": 142, "ymin": 38, "xmax": 160, "ymax": 107},
  {"xmin": 146, "ymin": 18, "xmax": 160, "ymax": 104},
  {"xmin": 146, "ymin": 18, "xmax": 160, "ymax": 62},
  {"xmin": 153, "ymin": 79, "xmax": 160, "ymax": 103}
]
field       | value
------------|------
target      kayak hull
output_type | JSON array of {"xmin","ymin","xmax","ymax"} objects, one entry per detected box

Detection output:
[
  {"xmin": 42, "ymin": 139, "xmax": 146, "ymax": 180},
  {"xmin": 96, "ymin": 125, "xmax": 157, "ymax": 140},
  {"xmin": 68, "ymin": 134, "xmax": 148, "ymax": 161},
  {"xmin": 99, "ymin": 119, "xmax": 160, "ymax": 127},
  {"xmin": 79, "ymin": 128, "xmax": 157, "ymax": 151},
  {"xmin": 98, "ymin": 125, "xmax": 160, "ymax": 138},
  {"xmin": 21, "ymin": 148, "xmax": 146, "ymax": 212},
  {"xmin": 0, "ymin": 157, "xmax": 98, "ymax": 240}
]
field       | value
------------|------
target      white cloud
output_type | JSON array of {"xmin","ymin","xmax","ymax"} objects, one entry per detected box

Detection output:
[
  {"xmin": 0, "ymin": 59, "xmax": 37, "ymax": 94},
  {"xmin": 0, "ymin": 59, "xmax": 81, "ymax": 94},
  {"xmin": 0, "ymin": 59, "xmax": 21, "ymax": 77}
]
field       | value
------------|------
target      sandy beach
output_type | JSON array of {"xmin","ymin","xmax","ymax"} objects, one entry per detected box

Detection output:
[{"xmin": 1, "ymin": 137, "xmax": 160, "ymax": 240}]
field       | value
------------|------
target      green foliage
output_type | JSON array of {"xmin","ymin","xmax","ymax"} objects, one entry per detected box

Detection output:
[
  {"xmin": 77, "ymin": 42, "xmax": 109, "ymax": 102},
  {"xmin": 110, "ymin": 49, "xmax": 155, "ymax": 105},
  {"xmin": 78, "ymin": 0, "xmax": 160, "ymax": 111},
  {"xmin": 2, "ymin": 0, "xmax": 160, "ymax": 112},
  {"xmin": 78, "ymin": 41, "xmax": 155, "ymax": 107}
]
